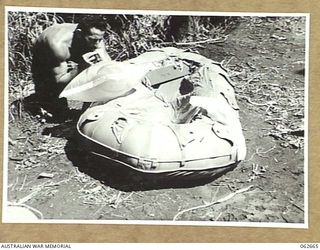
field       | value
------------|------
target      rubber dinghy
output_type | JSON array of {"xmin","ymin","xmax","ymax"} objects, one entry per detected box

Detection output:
[{"xmin": 60, "ymin": 47, "xmax": 246, "ymax": 178}]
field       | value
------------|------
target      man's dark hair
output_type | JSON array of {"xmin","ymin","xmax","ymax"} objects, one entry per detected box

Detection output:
[{"xmin": 78, "ymin": 16, "xmax": 107, "ymax": 34}]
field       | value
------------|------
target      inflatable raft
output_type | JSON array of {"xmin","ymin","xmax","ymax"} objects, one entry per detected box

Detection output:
[{"xmin": 60, "ymin": 47, "xmax": 246, "ymax": 178}]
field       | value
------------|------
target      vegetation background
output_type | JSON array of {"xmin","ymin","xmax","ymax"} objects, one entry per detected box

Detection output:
[
  {"xmin": 5, "ymin": 10, "xmax": 306, "ymax": 227},
  {"xmin": 7, "ymin": 11, "xmax": 238, "ymax": 111}
]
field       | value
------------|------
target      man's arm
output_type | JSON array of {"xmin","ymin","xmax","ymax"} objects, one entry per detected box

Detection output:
[
  {"xmin": 84, "ymin": 40, "xmax": 111, "ymax": 63},
  {"xmin": 49, "ymin": 39, "xmax": 80, "ymax": 85},
  {"xmin": 98, "ymin": 44, "xmax": 112, "ymax": 62},
  {"xmin": 95, "ymin": 39, "xmax": 111, "ymax": 62},
  {"xmin": 52, "ymin": 61, "xmax": 79, "ymax": 85}
]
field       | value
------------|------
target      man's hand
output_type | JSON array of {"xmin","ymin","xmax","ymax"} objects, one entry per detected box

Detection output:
[
  {"xmin": 82, "ymin": 51, "xmax": 103, "ymax": 65},
  {"xmin": 53, "ymin": 61, "xmax": 79, "ymax": 84},
  {"xmin": 67, "ymin": 61, "xmax": 78, "ymax": 73},
  {"xmin": 82, "ymin": 48, "xmax": 111, "ymax": 65}
]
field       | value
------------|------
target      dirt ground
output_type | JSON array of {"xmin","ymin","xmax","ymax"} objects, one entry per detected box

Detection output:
[{"xmin": 5, "ymin": 17, "xmax": 306, "ymax": 225}]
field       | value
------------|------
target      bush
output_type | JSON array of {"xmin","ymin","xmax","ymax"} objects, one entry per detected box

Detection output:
[
  {"xmin": 7, "ymin": 11, "xmax": 239, "ymax": 103},
  {"xmin": 8, "ymin": 11, "xmax": 63, "ymax": 101}
]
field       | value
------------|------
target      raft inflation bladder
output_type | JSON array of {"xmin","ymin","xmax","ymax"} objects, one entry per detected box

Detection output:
[{"xmin": 60, "ymin": 47, "xmax": 246, "ymax": 178}]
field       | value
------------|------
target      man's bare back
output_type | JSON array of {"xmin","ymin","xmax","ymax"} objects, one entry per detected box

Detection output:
[{"xmin": 31, "ymin": 21, "xmax": 111, "ymax": 118}]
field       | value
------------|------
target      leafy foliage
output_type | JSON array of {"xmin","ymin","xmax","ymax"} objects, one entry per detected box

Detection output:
[
  {"xmin": 7, "ymin": 11, "xmax": 238, "ymax": 103},
  {"xmin": 8, "ymin": 12, "xmax": 63, "ymax": 101}
]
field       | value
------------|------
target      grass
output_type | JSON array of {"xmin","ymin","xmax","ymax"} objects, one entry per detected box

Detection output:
[
  {"xmin": 7, "ymin": 11, "xmax": 237, "ymax": 104},
  {"xmin": 8, "ymin": 13, "xmax": 305, "ymax": 149},
  {"xmin": 7, "ymin": 13, "xmax": 305, "ymax": 151},
  {"xmin": 6, "ymin": 14, "xmax": 306, "ymax": 221}
]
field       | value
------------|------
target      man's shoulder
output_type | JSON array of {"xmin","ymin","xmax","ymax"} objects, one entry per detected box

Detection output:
[
  {"xmin": 37, "ymin": 23, "xmax": 78, "ymax": 42},
  {"xmin": 49, "ymin": 23, "xmax": 78, "ymax": 30},
  {"xmin": 35, "ymin": 23, "xmax": 79, "ymax": 61},
  {"xmin": 39, "ymin": 23, "xmax": 77, "ymax": 44}
]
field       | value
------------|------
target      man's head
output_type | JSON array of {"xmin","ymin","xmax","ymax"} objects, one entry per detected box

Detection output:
[{"xmin": 78, "ymin": 19, "xmax": 106, "ymax": 50}]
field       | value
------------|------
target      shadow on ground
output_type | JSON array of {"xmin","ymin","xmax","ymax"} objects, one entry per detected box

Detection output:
[
  {"xmin": 62, "ymin": 134, "xmax": 238, "ymax": 192},
  {"xmin": 16, "ymin": 94, "xmax": 83, "ymax": 123},
  {"xmin": 20, "ymin": 92, "xmax": 239, "ymax": 192}
]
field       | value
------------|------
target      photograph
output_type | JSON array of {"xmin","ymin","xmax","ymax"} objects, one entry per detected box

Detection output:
[{"xmin": 3, "ymin": 6, "xmax": 308, "ymax": 227}]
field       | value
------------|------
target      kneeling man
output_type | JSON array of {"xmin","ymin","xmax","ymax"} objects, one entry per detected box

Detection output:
[{"xmin": 32, "ymin": 18, "xmax": 111, "ymax": 118}]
